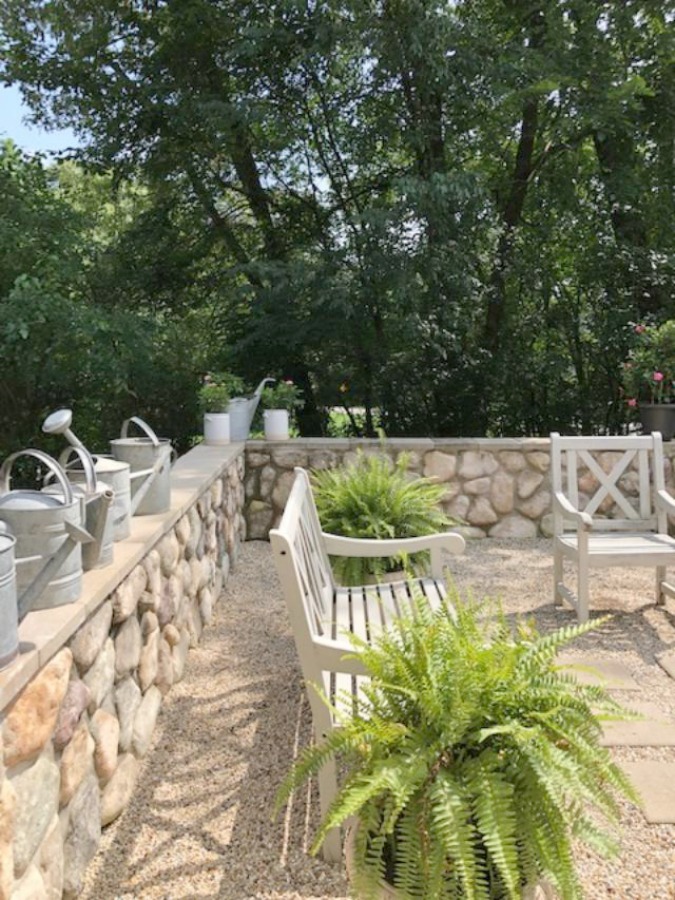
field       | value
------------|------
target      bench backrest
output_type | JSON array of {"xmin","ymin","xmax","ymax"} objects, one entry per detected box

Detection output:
[
  {"xmin": 550, "ymin": 432, "xmax": 667, "ymax": 533},
  {"xmin": 269, "ymin": 468, "xmax": 335, "ymax": 650}
]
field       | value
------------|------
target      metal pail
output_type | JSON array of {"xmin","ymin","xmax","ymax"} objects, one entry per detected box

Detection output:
[
  {"xmin": 45, "ymin": 447, "xmax": 115, "ymax": 570},
  {"xmin": 0, "ymin": 526, "xmax": 18, "ymax": 670},
  {"xmin": 0, "ymin": 450, "xmax": 92, "ymax": 611},
  {"xmin": 110, "ymin": 417, "xmax": 172, "ymax": 516}
]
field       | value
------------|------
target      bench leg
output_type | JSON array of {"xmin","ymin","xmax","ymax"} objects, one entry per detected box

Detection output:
[
  {"xmin": 317, "ymin": 757, "xmax": 342, "ymax": 862},
  {"xmin": 656, "ymin": 566, "xmax": 666, "ymax": 606}
]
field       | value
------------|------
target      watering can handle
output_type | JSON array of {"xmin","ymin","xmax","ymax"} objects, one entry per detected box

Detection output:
[
  {"xmin": 254, "ymin": 378, "xmax": 275, "ymax": 400},
  {"xmin": 120, "ymin": 417, "xmax": 160, "ymax": 447},
  {"xmin": 57, "ymin": 446, "xmax": 98, "ymax": 494},
  {"xmin": 0, "ymin": 450, "xmax": 74, "ymax": 506}
]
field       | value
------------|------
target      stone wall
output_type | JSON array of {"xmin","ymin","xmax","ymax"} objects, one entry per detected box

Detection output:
[
  {"xmin": 244, "ymin": 438, "xmax": 675, "ymax": 539},
  {"xmin": 0, "ymin": 446, "xmax": 245, "ymax": 899}
]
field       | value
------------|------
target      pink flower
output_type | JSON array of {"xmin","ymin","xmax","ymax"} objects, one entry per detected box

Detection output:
[
  {"xmin": 634, "ymin": 324, "xmax": 647, "ymax": 334},
  {"xmin": 627, "ymin": 398, "xmax": 637, "ymax": 407},
  {"xmin": 653, "ymin": 371, "xmax": 664, "ymax": 382}
]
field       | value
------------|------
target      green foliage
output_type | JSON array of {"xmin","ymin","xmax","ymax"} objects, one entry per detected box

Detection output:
[
  {"xmin": 622, "ymin": 320, "xmax": 675, "ymax": 406},
  {"xmin": 198, "ymin": 373, "xmax": 246, "ymax": 413},
  {"xmin": 312, "ymin": 452, "xmax": 453, "ymax": 585},
  {"xmin": 260, "ymin": 380, "xmax": 304, "ymax": 412},
  {"xmin": 277, "ymin": 598, "xmax": 637, "ymax": 900}
]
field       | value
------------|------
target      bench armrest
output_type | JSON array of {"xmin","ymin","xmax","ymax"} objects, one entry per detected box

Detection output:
[
  {"xmin": 656, "ymin": 489, "xmax": 675, "ymax": 516},
  {"xmin": 312, "ymin": 635, "xmax": 368, "ymax": 676},
  {"xmin": 552, "ymin": 492, "xmax": 593, "ymax": 530},
  {"xmin": 321, "ymin": 531, "xmax": 465, "ymax": 579}
]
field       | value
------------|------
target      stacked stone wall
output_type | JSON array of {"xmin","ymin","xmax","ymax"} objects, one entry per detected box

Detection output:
[
  {"xmin": 244, "ymin": 439, "xmax": 675, "ymax": 539},
  {"xmin": 0, "ymin": 453, "xmax": 245, "ymax": 899}
]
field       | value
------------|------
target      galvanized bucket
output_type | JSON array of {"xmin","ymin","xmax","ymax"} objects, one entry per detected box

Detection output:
[
  {"xmin": 0, "ymin": 524, "xmax": 19, "ymax": 671},
  {"xmin": 228, "ymin": 377, "xmax": 274, "ymax": 441},
  {"xmin": 45, "ymin": 447, "xmax": 115, "ymax": 570},
  {"xmin": 0, "ymin": 450, "xmax": 93, "ymax": 612},
  {"xmin": 42, "ymin": 408, "xmax": 132, "ymax": 541},
  {"xmin": 110, "ymin": 418, "xmax": 172, "ymax": 516}
]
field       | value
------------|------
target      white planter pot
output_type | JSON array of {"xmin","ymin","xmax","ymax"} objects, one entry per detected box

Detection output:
[
  {"xmin": 263, "ymin": 409, "xmax": 290, "ymax": 441},
  {"xmin": 203, "ymin": 412, "xmax": 231, "ymax": 446}
]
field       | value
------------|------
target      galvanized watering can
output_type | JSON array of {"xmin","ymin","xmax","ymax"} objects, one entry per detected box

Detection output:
[
  {"xmin": 0, "ymin": 524, "xmax": 19, "ymax": 670},
  {"xmin": 0, "ymin": 450, "xmax": 94, "ymax": 614},
  {"xmin": 43, "ymin": 408, "xmax": 134, "ymax": 540},
  {"xmin": 110, "ymin": 418, "xmax": 173, "ymax": 516},
  {"xmin": 44, "ymin": 446, "xmax": 114, "ymax": 570},
  {"xmin": 228, "ymin": 377, "xmax": 274, "ymax": 441}
]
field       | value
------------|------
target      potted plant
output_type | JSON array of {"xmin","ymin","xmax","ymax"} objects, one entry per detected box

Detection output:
[
  {"xmin": 277, "ymin": 597, "xmax": 637, "ymax": 899},
  {"xmin": 260, "ymin": 379, "xmax": 304, "ymax": 440},
  {"xmin": 622, "ymin": 320, "xmax": 675, "ymax": 439},
  {"xmin": 312, "ymin": 451, "xmax": 455, "ymax": 585},
  {"xmin": 198, "ymin": 373, "xmax": 234, "ymax": 445}
]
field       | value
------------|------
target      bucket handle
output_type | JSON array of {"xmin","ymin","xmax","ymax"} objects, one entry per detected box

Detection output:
[
  {"xmin": 54, "ymin": 445, "xmax": 99, "ymax": 495},
  {"xmin": 120, "ymin": 417, "xmax": 160, "ymax": 447},
  {"xmin": 0, "ymin": 450, "xmax": 74, "ymax": 506}
]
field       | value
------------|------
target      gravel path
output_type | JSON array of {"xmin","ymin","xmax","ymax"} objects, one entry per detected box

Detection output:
[{"xmin": 80, "ymin": 540, "xmax": 675, "ymax": 899}]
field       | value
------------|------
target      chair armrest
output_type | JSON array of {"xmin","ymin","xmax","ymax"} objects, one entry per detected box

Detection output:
[
  {"xmin": 321, "ymin": 531, "xmax": 465, "ymax": 579},
  {"xmin": 312, "ymin": 635, "xmax": 368, "ymax": 676},
  {"xmin": 656, "ymin": 490, "xmax": 675, "ymax": 516},
  {"xmin": 552, "ymin": 492, "xmax": 592, "ymax": 530}
]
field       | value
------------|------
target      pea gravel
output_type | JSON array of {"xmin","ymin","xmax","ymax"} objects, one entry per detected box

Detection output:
[{"xmin": 79, "ymin": 539, "xmax": 675, "ymax": 899}]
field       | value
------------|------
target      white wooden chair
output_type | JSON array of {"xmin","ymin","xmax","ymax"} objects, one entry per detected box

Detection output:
[
  {"xmin": 551, "ymin": 432, "xmax": 675, "ymax": 623},
  {"xmin": 270, "ymin": 467, "xmax": 465, "ymax": 861}
]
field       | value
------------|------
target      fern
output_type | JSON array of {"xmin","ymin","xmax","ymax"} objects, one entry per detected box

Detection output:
[
  {"xmin": 312, "ymin": 451, "xmax": 457, "ymax": 585},
  {"xmin": 276, "ymin": 589, "xmax": 638, "ymax": 898}
]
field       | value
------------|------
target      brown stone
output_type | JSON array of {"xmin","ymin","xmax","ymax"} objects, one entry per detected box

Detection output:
[
  {"xmin": 114, "ymin": 615, "xmax": 142, "ymax": 680},
  {"xmin": 155, "ymin": 640, "xmax": 174, "ymax": 696},
  {"xmin": 100, "ymin": 755, "xmax": 139, "ymax": 827},
  {"xmin": 499, "ymin": 451, "xmax": 526, "ymax": 473},
  {"xmin": 3, "ymin": 649, "xmax": 72, "ymax": 768},
  {"xmin": 69, "ymin": 602, "xmax": 113, "ymax": 672},
  {"xmin": 90, "ymin": 709, "xmax": 119, "ymax": 784},
  {"xmin": 139, "ymin": 628, "xmax": 160, "ymax": 693},
  {"xmin": 271, "ymin": 469, "xmax": 296, "ymax": 510},
  {"xmin": 458, "ymin": 451, "xmax": 499, "ymax": 480},
  {"xmin": 162, "ymin": 624, "xmax": 180, "ymax": 648},
  {"xmin": 517, "ymin": 469, "xmax": 544, "ymax": 500},
  {"xmin": 423, "ymin": 451, "xmax": 457, "ymax": 482},
  {"xmin": 53, "ymin": 681, "xmax": 91, "ymax": 751},
  {"xmin": 464, "ymin": 477, "xmax": 491, "ymax": 496},
  {"xmin": 36, "ymin": 814, "xmax": 63, "ymax": 900},
  {"xmin": 490, "ymin": 471, "xmax": 515, "ymax": 515},
  {"xmin": 518, "ymin": 490, "xmax": 551, "ymax": 520},
  {"xmin": 466, "ymin": 498, "xmax": 498, "ymax": 527},
  {"xmin": 0, "ymin": 778, "xmax": 16, "ymax": 899},
  {"xmin": 526, "ymin": 451, "xmax": 550, "ymax": 473},
  {"xmin": 59, "ymin": 720, "xmax": 94, "ymax": 807},
  {"xmin": 489, "ymin": 516, "xmax": 538, "ymax": 539}
]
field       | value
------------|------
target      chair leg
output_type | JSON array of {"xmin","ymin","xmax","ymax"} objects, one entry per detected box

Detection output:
[
  {"xmin": 656, "ymin": 566, "xmax": 666, "ymax": 606},
  {"xmin": 577, "ymin": 556, "xmax": 590, "ymax": 623},
  {"xmin": 553, "ymin": 548, "xmax": 564, "ymax": 607}
]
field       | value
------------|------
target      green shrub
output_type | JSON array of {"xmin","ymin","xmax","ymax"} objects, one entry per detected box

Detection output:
[{"xmin": 312, "ymin": 451, "xmax": 453, "ymax": 584}]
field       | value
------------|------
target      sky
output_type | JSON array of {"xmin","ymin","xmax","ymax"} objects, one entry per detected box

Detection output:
[{"xmin": 0, "ymin": 82, "xmax": 80, "ymax": 153}]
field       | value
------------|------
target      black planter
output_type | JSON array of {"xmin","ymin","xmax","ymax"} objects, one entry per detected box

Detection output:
[{"xmin": 638, "ymin": 404, "xmax": 675, "ymax": 441}]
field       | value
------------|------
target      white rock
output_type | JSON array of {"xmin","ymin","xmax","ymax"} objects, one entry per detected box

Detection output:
[
  {"xmin": 12, "ymin": 865, "xmax": 45, "ymax": 900},
  {"xmin": 59, "ymin": 720, "xmax": 94, "ymax": 807},
  {"xmin": 115, "ymin": 678, "xmax": 142, "ymax": 753},
  {"xmin": 83, "ymin": 639, "xmax": 116, "ymax": 713},
  {"xmin": 464, "ymin": 477, "xmax": 491, "ymax": 496},
  {"xmin": 36, "ymin": 814, "xmax": 63, "ymax": 900},
  {"xmin": 69, "ymin": 602, "xmax": 113, "ymax": 672},
  {"xmin": 132, "ymin": 686, "xmax": 162, "ymax": 757},
  {"xmin": 423, "ymin": 451, "xmax": 457, "ymax": 482},
  {"xmin": 62, "ymin": 774, "xmax": 100, "ymax": 898},
  {"xmin": 90, "ymin": 709, "xmax": 119, "ymax": 785},
  {"xmin": 518, "ymin": 490, "xmax": 551, "ymax": 520},
  {"xmin": 458, "ymin": 451, "xmax": 499, "ymax": 480},
  {"xmin": 138, "ymin": 628, "xmax": 159, "ymax": 694},
  {"xmin": 517, "ymin": 469, "xmax": 544, "ymax": 499},
  {"xmin": 490, "ymin": 471, "xmax": 515, "ymax": 515},
  {"xmin": 100, "ymin": 754, "xmax": 139, "ymax": 827},
  {"xmin": 499, "ymin": 451, "xmax": 526, "ymax": 473},
  {"xmin": 489, "ymin": 516, "xmax": 538, "ymax": 539},
  {"xmin": 114, "ymin": 615, "xmax": 142, "ymax": 680},
  {"xmin": 466, "ymin": 498, "xmax": 498, "ymax": 527},
  {"xmin": 10, "ymin": 748, "xmax": 60, "ymax": 877}
]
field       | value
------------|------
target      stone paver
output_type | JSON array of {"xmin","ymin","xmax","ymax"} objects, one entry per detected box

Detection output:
[
  {"xmin": 600, "ymin": 701, "xmax": 675, "ymax": 747},
  {"xmin": 656, "ymin": 649, "xmax": 675, "ymax": 681},
  {"xmin": 619, "ymin": 762, "xmax": 675, "ymax": 824},
  {"xmin": 556, "ymin": 656, "xmax": 641, "ymax": 690}
]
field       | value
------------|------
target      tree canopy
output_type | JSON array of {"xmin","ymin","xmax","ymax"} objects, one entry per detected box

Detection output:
[{"xmin": 1, "ymin": 0, "xmax": 673, "ymax": 441}]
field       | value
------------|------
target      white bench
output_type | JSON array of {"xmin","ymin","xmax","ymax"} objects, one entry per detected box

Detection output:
[
  {"xmin": 551, "ymin": 432, "xmax": 675, "ymax": 622},
  {"xmin": 270, "ymin": 467, "xmax": 465, "ymax": 860}
]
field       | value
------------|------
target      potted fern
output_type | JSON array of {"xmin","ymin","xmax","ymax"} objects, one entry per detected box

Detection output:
[
  {"xmin": 312, "ymin": 451, "xmax": 454, "ymax": 585},
  {"xmin": 199, "ymin": 372, "xmax": 238, "ymax": 445},
  {"xmin": 277, "ymin": 596, "xmax": 637, "ymax": 899}
]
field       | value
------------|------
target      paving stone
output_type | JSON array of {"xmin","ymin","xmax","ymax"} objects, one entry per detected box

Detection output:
[
  {"xmin": 620, "ymin": 761, "xmax": 675, "ymax": 824},
  {"xmin": 656, "ymin": 649, "xmax": 675, "ymax": 680},
  {"xmin": 556, "ymin": 655, "xmax": 641, "ymax": 690},
  {"xmin": 600, "ymin": 701, "xmax": 675, "ymax": 746}
]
